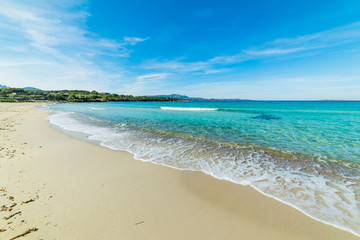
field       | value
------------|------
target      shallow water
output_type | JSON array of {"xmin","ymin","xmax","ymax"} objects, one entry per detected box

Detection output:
[{"xmin": 44, "ymin": 101, "xmax": 360, "ymax": 236}]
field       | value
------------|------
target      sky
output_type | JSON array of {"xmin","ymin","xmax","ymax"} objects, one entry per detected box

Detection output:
[{"xmin": 0, "ymin": 0, "xmax": 360, "ymax": 100}]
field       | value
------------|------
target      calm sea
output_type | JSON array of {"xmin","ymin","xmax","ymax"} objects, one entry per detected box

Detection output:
[{"xmin": 43, "ymin": 101, "xmax": 360, "ymax": 236}]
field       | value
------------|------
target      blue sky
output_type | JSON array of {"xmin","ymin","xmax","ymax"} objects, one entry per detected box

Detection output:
[{"xmin": 0, "ymin": 0, "xmax": 360, "ymax": 99}]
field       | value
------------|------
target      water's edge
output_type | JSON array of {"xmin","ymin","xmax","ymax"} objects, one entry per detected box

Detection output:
[{"xmin": 40, "ymin": 105, "xmax": 360, "ymax": 238}]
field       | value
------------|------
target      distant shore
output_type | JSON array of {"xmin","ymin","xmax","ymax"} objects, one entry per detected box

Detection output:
[
  {"xmin": 0, "ymin": 88, "xmax": 178, "ymax": 102},
  {"xmin": 0, "ymin": 103, "xmax": 358, "ymax": 239}
]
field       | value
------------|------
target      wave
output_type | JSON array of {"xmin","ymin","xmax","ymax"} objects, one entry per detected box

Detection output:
[
  {"xmin": 88, "ymin": 107, "xmax": 105, "ymax": 110},
  {"xmin": 161, "ymin": 107, "xmax": 218, "ymax": 111}
]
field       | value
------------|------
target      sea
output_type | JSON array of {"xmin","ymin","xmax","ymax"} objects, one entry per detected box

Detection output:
[{"xmin": 42, "ymin": 101, "xmax": 360, "ymax": 236}]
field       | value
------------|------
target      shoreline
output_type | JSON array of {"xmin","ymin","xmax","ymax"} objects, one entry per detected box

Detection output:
[{"xmin": 0, "ymin": 102, "xmax": 359, "ymax": 239}]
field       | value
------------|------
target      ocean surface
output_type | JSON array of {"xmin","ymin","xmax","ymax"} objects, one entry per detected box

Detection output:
[{"xmin": 43, "ymin": 101, "xmax": 360, "ymax": 236}]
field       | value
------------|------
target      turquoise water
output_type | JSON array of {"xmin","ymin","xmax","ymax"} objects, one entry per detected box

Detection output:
[{"xmin": 44, "ymin": 101, "xmax": 360, "ymax": 236}]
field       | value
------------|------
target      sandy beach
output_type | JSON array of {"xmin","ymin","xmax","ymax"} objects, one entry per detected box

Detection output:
[{"xmin": 0, "ymin": 103, "xmax": 358, "ymax": 240}]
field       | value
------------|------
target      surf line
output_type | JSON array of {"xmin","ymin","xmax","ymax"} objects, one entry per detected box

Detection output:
[{"xmin": 160, "ymin": 107, "xmax": 218, "ymax": 111}]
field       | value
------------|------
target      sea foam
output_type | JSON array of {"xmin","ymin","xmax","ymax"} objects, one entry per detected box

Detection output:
[{"xmin": 161, "ymin": 107, "xmax": 218, "ymax": 111}]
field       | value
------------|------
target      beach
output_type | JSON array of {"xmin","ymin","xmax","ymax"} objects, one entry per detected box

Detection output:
[{"xmin": 0, "ymin": 103, "xmax": 359, "ymax": 240}]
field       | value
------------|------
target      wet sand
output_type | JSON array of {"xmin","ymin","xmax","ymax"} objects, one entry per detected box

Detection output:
[{"xmin": 0, "ymin": 103, "xmax": 358, "ymax": 239}]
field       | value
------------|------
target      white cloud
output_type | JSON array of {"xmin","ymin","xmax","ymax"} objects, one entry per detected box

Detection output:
[
  {"xmin": 140, "ymin": 21, "xmax": 360, "ymax": 74},
  {"xmin": 246, "ymin": 22, "xmax": 360, "ymax": 56},
  {"xmin": 0, "ymin": 0, "xmax": 145, "ymax": 90},
  {"xmin": 137, "ymin": 73, "xmax": 169, "ymax": 80},
  {"xmin": 124, "ymin": 37, "xmax": 150, "ymax": 45},
  {"xmin": 203, "ymin": 69, "xmax": 230, "ymax": 74},
  {"xmin": 208, "ymin": 54, "xmax": 248, "ymax": 64},
  {"xmin": 116, "ymin": 74, "xmax": 169, "ymax": 96},
  {"xmin": 244, "ymin": 48, "xmax": 307, "ymax": 56},
  {"xmin": 141, "ymin": 59, "xmax": 220, "ymax": 74}
]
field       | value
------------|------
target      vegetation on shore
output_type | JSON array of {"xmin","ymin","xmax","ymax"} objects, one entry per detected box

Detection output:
[{"xmin": 0, "ymin": 88, "xmax": 178, "ymax": 102}]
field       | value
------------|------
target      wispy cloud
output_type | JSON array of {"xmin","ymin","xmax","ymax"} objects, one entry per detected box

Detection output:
[
  {"xmin": 0, "ymin": 0, "xmax": 146, "ymax": 89},
  {"xmin": 124, "ymin": 37, "xmax": 150, "ymax": 45},
  {"xmin": 142, "ymin": 59, "xmax": 214, "ymax": 73},
  {"xmin": 137, "ymin": 73, "xmax": 169, "ymax": 81},
  {"xmin": 246, "ymin": 22, "xmax": 360, "ymax": 56},
  {"xmin": 244, "ymin": 48, "xmax": 309, "ymax": 56},
  {"xmin": 140, "ymin": 21, "xmax": 360, "ymax": 74},
  {"xmin": 116, "ymin": 73, "xmax": 169, "ymax": 96},
  {"xmin": 0, "ymin": 1, "xmax": 150, "ymax": 57}
]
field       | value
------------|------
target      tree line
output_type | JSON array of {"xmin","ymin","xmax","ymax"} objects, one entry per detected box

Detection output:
[{"xmin": 0, "ymin": 88, "xmax": 178, "ymax": 102}]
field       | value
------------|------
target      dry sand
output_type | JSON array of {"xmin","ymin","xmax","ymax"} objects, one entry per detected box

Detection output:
[{"xmin": 0, "ymin": 103, "xmax": 358, "ymax": 240}]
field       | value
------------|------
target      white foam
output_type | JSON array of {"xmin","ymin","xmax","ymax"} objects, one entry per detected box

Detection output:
[{"xmin": 161, "ymin": 107, "xmax": 218, "ymax": 111}]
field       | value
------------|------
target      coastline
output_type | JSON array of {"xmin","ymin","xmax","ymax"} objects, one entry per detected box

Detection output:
[{"xmin": 0, "ymin": 103, "xmax": 359, "ymax": 239}]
